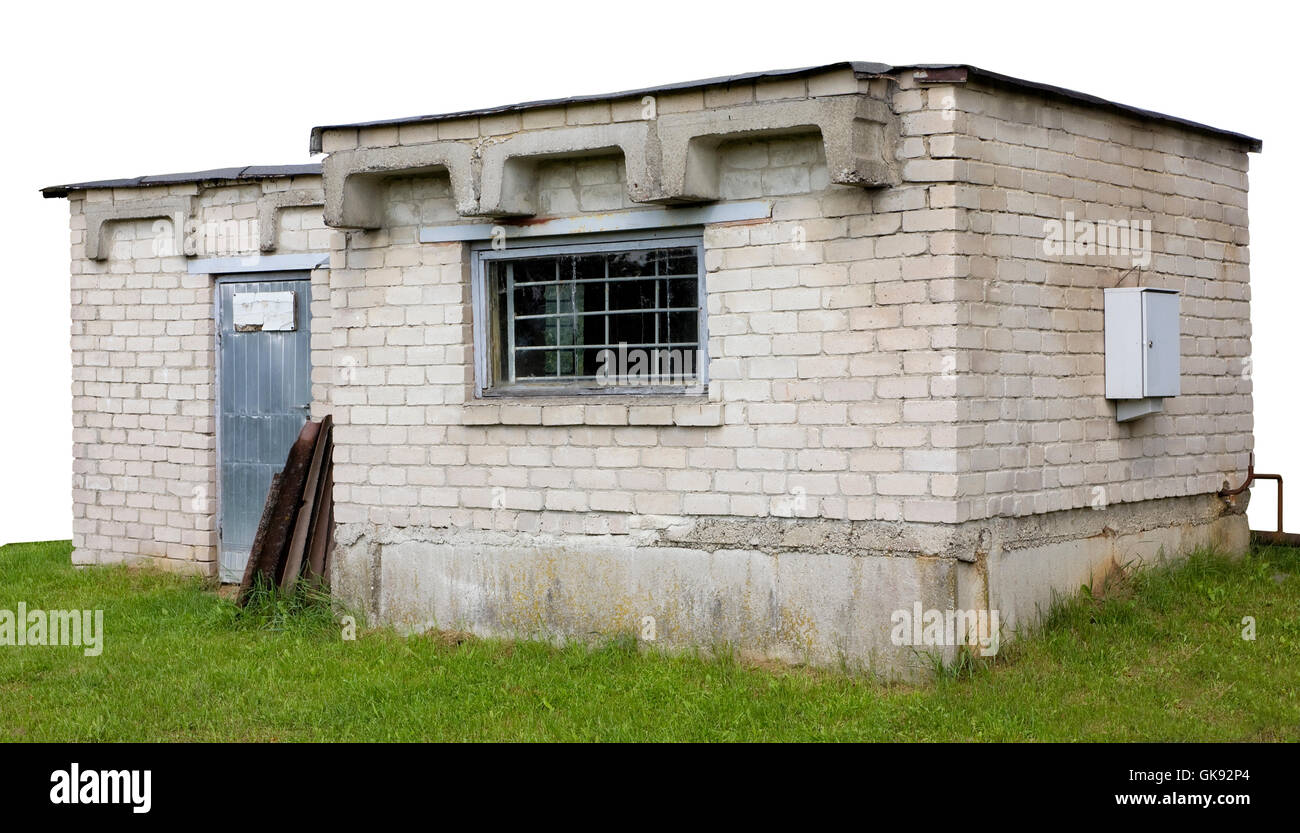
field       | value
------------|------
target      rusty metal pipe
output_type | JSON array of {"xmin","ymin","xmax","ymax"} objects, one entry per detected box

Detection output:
[
  {"xmin": 1252, "ymin": 530, "xmax": 1300, "ymax": 548},
  {"xmin": 1218, "ymin": 452, "xmax": 1255, "ymax": 497},
  {"xmin": 1220, "ymin": 452, "xmax": 1289, "ymax": 542},
  {"xmin": 1253, "ymin": 473, "xmax": 1283, "ymax": 534}
]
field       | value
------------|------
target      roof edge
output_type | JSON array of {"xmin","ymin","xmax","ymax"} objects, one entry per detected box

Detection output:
[
  {"xmin": 41, "ymin": 163, "xmax": 322, "ymax": 199},
  {"xmin": 952, "ymin": 65, "xmax": 1262, "ymax": 153},
  {"xmin": 307, "ymin": 61, "xmax": 1261, "ymax": 154},
  {"xmin": 307, "ymin": 61, "xmax": 891, "ymax": 153}
]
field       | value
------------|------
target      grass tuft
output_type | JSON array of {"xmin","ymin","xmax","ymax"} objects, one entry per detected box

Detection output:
[{"xmin": 216, "ymin": 578, "xmax": 340, "ymax": 636}]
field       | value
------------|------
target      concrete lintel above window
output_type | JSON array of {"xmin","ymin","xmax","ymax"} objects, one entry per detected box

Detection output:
[
  {"xmin": 188, "ymin": 252, "xmax": 329, "ymax": 275},
  {"xmin": 419, "ymin": 201, "xmax": 771, "ymax": 243}
]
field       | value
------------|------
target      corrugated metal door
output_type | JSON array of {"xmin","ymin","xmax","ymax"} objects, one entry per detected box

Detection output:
[{"xmin": 217, "ymin": 272, "xmax": 312, "ymax": 582}]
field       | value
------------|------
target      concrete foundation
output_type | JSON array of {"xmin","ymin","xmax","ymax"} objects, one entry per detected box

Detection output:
[{"xmin": 334, "ymin": 493, "xmax": 1248, "ymax": 676}]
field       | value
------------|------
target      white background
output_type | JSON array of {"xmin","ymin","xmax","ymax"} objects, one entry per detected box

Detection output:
[{"xmin": 1, "ymin": 0, "xmax": 1293, "ymax": 544}]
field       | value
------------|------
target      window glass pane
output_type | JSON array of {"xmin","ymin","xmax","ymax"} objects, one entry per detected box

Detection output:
[
  {"xmin": 512, "ymin": 282, "xmax": 551, "ymax": 316},
  {"xmin": 556, "ymin": 348, "xmax": 577, "ymax": 376},
  {"xmin": 607, "ymin": 310, "xmax": 657, "ymax": 346},
  {"xmin": 667, "ymin": 311, "xmax": 698, "ymax": 343},
  {"xmin": 666, "ymin": 278, "xmax": 697, "ymax": 309},
  {"xmin": 513, "ymin": 258, "xmax": 555, "ymax": 283},
  {"xmin": 580, "ymin": 347, "xmax": 607, "ymax": 376},
  {"xmin": 515, "ymin": 348, "xmax": 550, "ymax": 379},
  {"xmin": 657, "ymin": 248, "xmax": 697, "ymax": 276},
  {"xmin": 574, "ymin": 254, "xmax": 604, "ymax": 282},
  {"xmin": 514, "ymin": 316, "xmax": 550, "ymax": 348},
  {"xmin": 609, "ymin": 279, "xmax": 657, "ymax": 311},
  {"xmin": 607, "ymin": 250, "xmax": 651, "ymax": 278},
  {"xmin": 576, "ymin": 279, "xmax": 604, "ymax": 318}
]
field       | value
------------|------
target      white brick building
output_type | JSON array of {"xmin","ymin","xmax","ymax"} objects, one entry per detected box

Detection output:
[{"xmin": 45, "ymin": 62, "xmax": 1260, "ymax": 671}]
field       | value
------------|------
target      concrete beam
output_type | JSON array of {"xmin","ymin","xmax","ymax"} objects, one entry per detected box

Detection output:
[
  {"xmin": 477, "ymin": 122, "xmax": 660, "ymax": 217},
  {"xmin": 320, "ymin": 94, "xmax": 897, "ymax": 226},
  {"xmin": 655, "ymin": 94, "xmax": 897, "ymax": 202},
  {"xmin": 256, "ymin": 188, "xmax": 324, "ymax": 252},
  {"xmin": 84, "ymin": 196, "xmax": 196, "ymax": 261},
  {"xmin": 323, "ymin": 142, "xmax": 476, "ymax": 228}
]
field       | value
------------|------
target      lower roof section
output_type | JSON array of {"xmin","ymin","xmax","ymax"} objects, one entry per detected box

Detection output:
[{"xmin": 41, "ymin": 163, "xmax": 322, "ymax": 199}]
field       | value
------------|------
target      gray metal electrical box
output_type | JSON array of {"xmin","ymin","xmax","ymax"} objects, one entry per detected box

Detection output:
[{"xmin": 1104, "ymin": 287, "xmax": 1180, "ymax": 421}]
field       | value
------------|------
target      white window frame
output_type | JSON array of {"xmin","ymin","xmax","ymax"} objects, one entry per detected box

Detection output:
[{"xmin": 470, "ymin": 230, "xmax": 708, "ymax": 397}]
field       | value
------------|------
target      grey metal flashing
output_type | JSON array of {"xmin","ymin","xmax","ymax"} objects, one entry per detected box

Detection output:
[
  {"xmin": 41, "ymin": 163, "xmax": 323, "ymax": 199},
  {"xmin": 187, "ymin": 252, "xmax": 329, "ymax": 275},
  {"xmin": 309, "ymin": 61, "xmax": 1261, "ymax": 154},
  {"xmin": 418, "ymin": 201, "xmax": 772, "ymax": 243}
]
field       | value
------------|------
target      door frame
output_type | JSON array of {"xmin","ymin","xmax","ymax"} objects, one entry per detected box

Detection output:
[{"xmin": 213, "ymin": 269, "xmax": 315, "ymax": 582}]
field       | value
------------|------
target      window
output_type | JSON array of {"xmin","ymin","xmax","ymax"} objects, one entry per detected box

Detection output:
[{"xmin": 472, "ymin": 235, "xmax": 706, "ymax": 395}]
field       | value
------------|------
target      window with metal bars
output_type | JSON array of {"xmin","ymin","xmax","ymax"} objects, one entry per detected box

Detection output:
[{"xmin": 473, "ymin": 235, "xmax": 706, "ymax": 394}]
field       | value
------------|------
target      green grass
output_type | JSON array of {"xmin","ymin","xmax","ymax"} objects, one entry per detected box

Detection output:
[{"xmin": 1, "ymin": 539, "xmax": 1297, "ymax": 741}]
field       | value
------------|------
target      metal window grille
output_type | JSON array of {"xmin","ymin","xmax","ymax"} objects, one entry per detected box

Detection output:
[{"xmin": 474, "ymin": 236, "xmax": 706, "ymax": 394}]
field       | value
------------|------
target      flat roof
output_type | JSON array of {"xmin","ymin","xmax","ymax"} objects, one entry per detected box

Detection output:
[
  {"xmin": 41, "ymin": 163, "xmax": 322, "ymax": 199},
  {"xmin": 307, "ymin": 61, "xmax": 1262, "ymax": 154},
  {"xmin": 42, "ymin": 63, "xmax": 1261, "ymax": 200}
]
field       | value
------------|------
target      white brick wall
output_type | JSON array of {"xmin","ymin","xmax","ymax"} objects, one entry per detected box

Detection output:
[
  {"xmin": 68, "ymin": 175, "xmax": 327, "ymax": 575},
  {"xmin": 324, "ymin": 68, "xmax": 1253, "ymax": 535},
  {"xmin": 328, "ymin": 120, "xmax": 885, "ymax": 528},
  {"xmin": 936, "ymin": 79, "xmax": 1252, "ymax": 521}
]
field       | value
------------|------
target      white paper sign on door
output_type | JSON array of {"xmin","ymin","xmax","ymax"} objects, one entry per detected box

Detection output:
[{"xmin": 232, "ymin": 291, "xmax": 296, "ymax": 332}]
